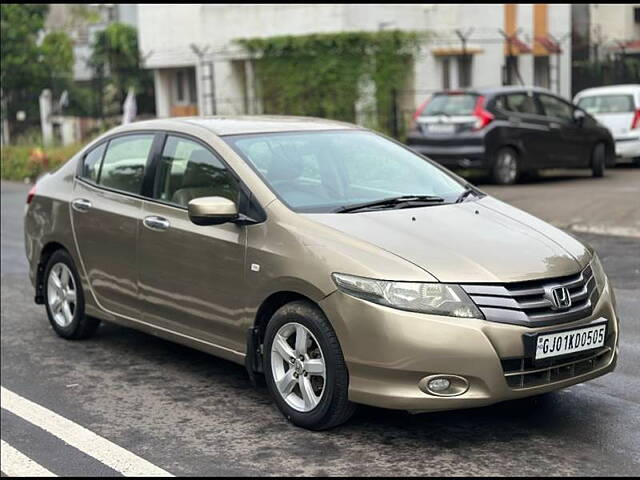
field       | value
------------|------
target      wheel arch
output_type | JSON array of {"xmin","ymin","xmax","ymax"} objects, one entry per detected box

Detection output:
[
  {"xmin": 245, "ymin": 290, "xmax": 330, "ymax": 380},
  {"xmin": 35, "ymin": 241, "xmax": 70, "ymax": 304}
]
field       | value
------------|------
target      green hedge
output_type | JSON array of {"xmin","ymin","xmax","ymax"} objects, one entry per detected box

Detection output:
[
  {"xmin": 237, "ymin": 30, "xmax": 424, "ymax": 137},
  {"xmin": 1, "ymin": 143, "xmax": 82, "ymax": 181}
]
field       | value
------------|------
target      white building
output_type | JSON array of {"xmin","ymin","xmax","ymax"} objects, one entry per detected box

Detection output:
[{"xmin": 138, "ymin": 4, "xmax": 573, "ymax": 123}]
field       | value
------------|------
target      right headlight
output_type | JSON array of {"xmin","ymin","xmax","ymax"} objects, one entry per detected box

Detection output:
[
  {"xmin": 331, "ymin": 273, "xmax": 484, "ymax": 319},
  {"xmin": 591, "ymin": 253, "xmax": 607, "ymax": 296}
]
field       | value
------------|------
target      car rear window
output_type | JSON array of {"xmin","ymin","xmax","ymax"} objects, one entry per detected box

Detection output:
[
  {"xmin": 422, "ymin": 94, "xmax": 478, "ymax": 116},
  {"xmin": 577, "ymin": 94, "xmax": 635, "ymax": 114}
]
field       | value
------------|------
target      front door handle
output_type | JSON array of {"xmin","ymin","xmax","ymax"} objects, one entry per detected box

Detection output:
[
  {"xmin": 143, "ymin": 215, "xmax": 170, "ymax": 232},
  {"xmin": 71, "ymin": 198, "xmax": 92, "ymax": 212},
  {"xmin": 549, "ymin": 122, "xmax": 562, "ymax": 130}
]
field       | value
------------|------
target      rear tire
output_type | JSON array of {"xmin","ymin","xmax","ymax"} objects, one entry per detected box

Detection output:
[
  {"xmin": 591, "ymin": 143, "xmax": 606, "ymax": 178},
  {"xmin": 491, "ymin": 147, "xmax": 520, "ymax": 185},
  {"xmin": 44, "ymin": 249, "xmax": 100, "ymax": 340},
  {"xmin": 263, "ymin": 300, "xmax": 355, "ymax": 430}
]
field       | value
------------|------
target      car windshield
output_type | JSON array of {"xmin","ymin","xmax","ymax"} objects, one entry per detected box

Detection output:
[
  {"xmin": 224, "ymin": 130, "xmax": 466, "ymax": 213},
  {"xmin": 423, "ymin": 93, "xmax": 478, "ymax": 116},
  {"xmin": 577, "ymin": 94, "xmax": 635, "ymax": 114}
]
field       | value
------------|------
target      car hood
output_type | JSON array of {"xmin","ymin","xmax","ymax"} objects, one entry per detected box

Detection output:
[{"xmin": 306, "ymin": 196, "xmax": 591, "ymax": 283}]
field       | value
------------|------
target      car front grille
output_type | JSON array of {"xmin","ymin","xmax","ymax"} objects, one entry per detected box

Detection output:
[
  {"xmin": 500, "ymin": 339, "xmax": 614, "ymax": 390},
  {"xmin": 461, "ymin": 264, "xmax": 598, "ymax": 328}
]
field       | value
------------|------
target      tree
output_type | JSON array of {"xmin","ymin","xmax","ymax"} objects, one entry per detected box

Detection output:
[
  {"xmin": 40, "ymin": 31, "xmax": 74, "ymax": 97},
  {"xmin": 89, "ymin": 22, "xmax": 154, "ymax": 116},
  {"xmin": 1, "ymin": 4, "xmax": 49, "ymax": 133}
]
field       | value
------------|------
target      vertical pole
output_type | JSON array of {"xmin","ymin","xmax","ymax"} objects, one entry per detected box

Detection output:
[{"xmin": 390, "ymin": 88, "xmax": 399, "ymax": 138}]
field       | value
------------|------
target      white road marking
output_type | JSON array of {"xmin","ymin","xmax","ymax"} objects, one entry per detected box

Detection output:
[
  {"xmin": 1, "ymin": 386, "xmax": 173, "ymax": 477},
  {"xmin": 1, "ymin": 439, "xmax": 57, "ymax": 477}
]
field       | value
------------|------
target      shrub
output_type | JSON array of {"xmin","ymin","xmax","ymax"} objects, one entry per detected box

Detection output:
[{"xmin": 1, "ymin": 142, "xmax": 83, "ymax": 182}]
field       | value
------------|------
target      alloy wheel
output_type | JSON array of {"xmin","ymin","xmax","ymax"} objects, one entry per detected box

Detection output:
[
  {"xmin": 270, "ymin": 322, "xmax": 326, "ymax": 412},
  {"xmin": 496, "ymin": 150, "xmax": 518, "ymax": 184},
  {"xmin": 47, "ymin": 263, "xmax": 77, "ymax": 328}
]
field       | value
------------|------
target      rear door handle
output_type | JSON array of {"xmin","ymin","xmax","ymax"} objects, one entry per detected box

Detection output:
[
  {"xmin": 71, "ymin": 198, "xmax": 92, "ymax": 212},
  {"xmin": 549, "ymin": 122, "xmax": 562, "ymax": 130},
  {"xmin": 143, "ymin": 215, "xmax": 170, "ymax": 232}
]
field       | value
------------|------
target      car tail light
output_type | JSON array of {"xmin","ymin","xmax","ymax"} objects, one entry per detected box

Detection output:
[
  {"xmin": 411, "ymin": 97, "xmax": 430, "ymax": 130},
  {"xmin": 473, "ymin": 95, "xmax": 494, "ymax": 130},
  {"xmin": 631, "ymin": 109, "xmax": 640, "ymax": 130},
  {"xmin": 26, "ymin": 185, "xmax": 36, "ymax": 204}
]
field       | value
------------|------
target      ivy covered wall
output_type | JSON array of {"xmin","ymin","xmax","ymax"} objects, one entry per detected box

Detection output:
[{"xmin": 237, "ymin": 30, "xmax": 423, "ymax": 136}]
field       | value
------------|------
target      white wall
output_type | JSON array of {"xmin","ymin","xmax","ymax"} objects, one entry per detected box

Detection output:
[{"xmin": 138, "ymin": 4, "xmax": 574, "ymax": 117}]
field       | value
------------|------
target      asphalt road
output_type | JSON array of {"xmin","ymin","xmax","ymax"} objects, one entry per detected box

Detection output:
[{"xmin": 1, "ymin": 178, "xmax": 639, "ymax": 476}]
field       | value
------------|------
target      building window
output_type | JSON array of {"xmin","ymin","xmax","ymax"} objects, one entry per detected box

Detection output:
[
  {"xmin": 174, "ymin": 68, "xmax": 197, "ymax": 105},
  {"xmin": 458, "ymin": 55, "xmax": 472, "ymax": 88},
  {"xmin": 441, "ymin": 57, "xmax": 451, "ymax": 90},
  {"xmin": 176, "ymin": 70, "xmax": 185, "ymax": 102},
  {"xmin": 635, "ymin": 7, "xmax": 640, "ymax": 23},
  {"xmin": 503, "ymin": 55, "xmax": 520, "ymax": 85},
  {"xmin": 534, "ymin": 56, "xmax": 550, "ymax": 89}
]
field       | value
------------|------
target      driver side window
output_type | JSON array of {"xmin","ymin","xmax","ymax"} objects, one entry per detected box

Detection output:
[{"xmin": 153, "ymin": 136, "xmax": 238, "ymax": 207}]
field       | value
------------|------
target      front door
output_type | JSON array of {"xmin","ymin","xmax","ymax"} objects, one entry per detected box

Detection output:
[
  {"xmin": 71, "ymin": 133, "xmax": 157, "ymax": 319},
  {"xmin": 537, "ymin": 93, "xmax": 586, "ymax": 166},
  {"xmin": 137, "ymin": 134, "xmax": 247, "ymax": 352}
]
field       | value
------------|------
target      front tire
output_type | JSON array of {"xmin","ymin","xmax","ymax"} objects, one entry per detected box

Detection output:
[
  {"xmin": 491, "ymin": 147, "xmax": 520, "ymax": 185},
  {"xmin": 591, "ymin": 143, "xmax": 606, "ymax": 177},
  {"xmin": 263, "ymin": 301, "xmax": 355, "ymax": 430},
  {"xmin": 44, "ymin": 249, "xmax": 100, "ymax": 339}
]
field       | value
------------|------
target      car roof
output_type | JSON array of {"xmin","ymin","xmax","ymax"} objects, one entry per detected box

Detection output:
[
  {"xmin": 115, "ymin": 115, "xmax": 358, "ymax": 136},
  {"xmin": 431, "ymin": 85, "xmax": 558, "ymax": 97},
  {"xmin": 574, "ymin": 84, "xmax": 640, "ymax": 98}
]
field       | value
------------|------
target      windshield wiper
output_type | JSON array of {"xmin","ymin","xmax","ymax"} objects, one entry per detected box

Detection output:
[
  {"xmin": 334, "ymin": 195, "xmax": 445, "ymax": 213},
  {"xmin": 455, "ymin": 185, "xmax": 482, "ymax": 203}
]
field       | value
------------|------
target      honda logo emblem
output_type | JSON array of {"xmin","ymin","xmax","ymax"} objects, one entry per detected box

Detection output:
[{"xmin": 547, "ymin": 286, "xmax": 572, "ymax": 310}]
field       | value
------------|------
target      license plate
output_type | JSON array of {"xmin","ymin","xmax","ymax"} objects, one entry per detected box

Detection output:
[
  {"xmin": 427, "ymin": 124, "xmax": 455, "ymax": 134},
  {"xmin": 535, "ymin": 323, "xmax": 606, "ymax": 360}
]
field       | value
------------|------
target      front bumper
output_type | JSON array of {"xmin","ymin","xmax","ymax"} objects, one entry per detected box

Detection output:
[{"xmin": 319, "ymin": 281, "xmax": 619, "ymax": 412}]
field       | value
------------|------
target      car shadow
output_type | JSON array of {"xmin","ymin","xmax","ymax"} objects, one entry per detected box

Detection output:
[{"xmin": 92, "ymin": 320, "xmax": 586, "ymax": 446}]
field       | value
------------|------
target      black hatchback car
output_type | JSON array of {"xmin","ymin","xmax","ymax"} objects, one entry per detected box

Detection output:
[{"xmin": 406, "ymin": 86, "xmax": 615, "ymax": 184}]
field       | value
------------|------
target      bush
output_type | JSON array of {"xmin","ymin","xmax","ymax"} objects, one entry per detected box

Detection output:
[{"xmin": 1, "ymin": 142, "xmax": 83, "ymax": 182}]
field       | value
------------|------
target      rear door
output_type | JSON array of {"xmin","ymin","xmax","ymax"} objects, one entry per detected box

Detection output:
[
  {"xmin": 136, "ymin": 133, "xmax": 247, "ymax": 352},
  {"xmin": 537, "ymin": 93, "xmax": 587, "ymax": 166},
  {"xmin": 71, "ymin": 132, "xmax": 157, "ymax": 319}
]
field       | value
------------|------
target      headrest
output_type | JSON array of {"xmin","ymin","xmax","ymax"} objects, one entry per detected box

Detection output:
[{"xmin": 182, "ymin": 150, "xmax": 215, "ymax": 187}]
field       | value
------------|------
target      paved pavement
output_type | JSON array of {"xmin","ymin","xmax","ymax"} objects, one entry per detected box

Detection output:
[
  {"xmin": 480, "ymin": 166, "xmax": 640, "ymax": 238},
  {"xmin": 1, "ymin": 176, "xmax": 639, "ymax": 476}
]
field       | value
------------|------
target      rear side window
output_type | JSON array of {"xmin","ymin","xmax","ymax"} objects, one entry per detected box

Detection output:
[
  {"xmin": 153, "ymin": 135, "xmax": 238, "ymax": 207},
  {"xmin": 99, "ymin": 134, "xmax": 154, "ymax": 194},
  {"xmin": 538, "ymin": 94, "xmax": 574, "ymax": 122},
  {"xmin": 577, "ymin": 94, "xmax": 635, "ymax": 114},
  {"xmin": 423, "ymin": 94, "xmax": 478, "ymax": 116},
  {"xmin": 496, "ymin": 93, "xmax": 539, "ymax": 115},
  {"xmin": 80, "ymin": 143, "xmax": 106, "ymax": 183}
]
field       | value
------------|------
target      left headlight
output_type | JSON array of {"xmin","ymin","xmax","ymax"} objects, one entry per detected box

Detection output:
[
  {"xmin": 331, "ymin": 273, "xmax": 484, "ymax": 319},
  {"xmin": 591, "ymin": 253, "xmax": 607, "ymax": 295}
]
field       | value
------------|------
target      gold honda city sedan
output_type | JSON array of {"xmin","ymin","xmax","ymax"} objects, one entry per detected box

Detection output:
[{"xmin": 24, "ymin": 116, "xmax": 619, "ymax": 430}]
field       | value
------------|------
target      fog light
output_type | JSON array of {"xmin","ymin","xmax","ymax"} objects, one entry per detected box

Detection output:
[
  {"xmin": 428, "ymin": 378, "xmax": 451, "ymax": 392},
  {"xmin": 418, "ymin": 374, "xmax": 469, "ymax": 397}
]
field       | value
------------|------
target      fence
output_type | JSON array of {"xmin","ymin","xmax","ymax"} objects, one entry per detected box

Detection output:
[{"xmin": 571, "ymin": 56, "xmax": 640, "ymax": 97}]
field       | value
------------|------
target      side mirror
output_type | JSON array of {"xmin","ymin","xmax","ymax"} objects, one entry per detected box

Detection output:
[
  {"xmin": 573, "ymin": 109, "xmax": 586, "ymax": 126},
  {"xmin": 188, "ymin": 196, "xmax": 238, "ymax": 226}
]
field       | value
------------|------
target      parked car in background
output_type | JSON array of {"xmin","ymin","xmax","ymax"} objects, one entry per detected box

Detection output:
[
  {"xmin": 573, "ymin": 84, "xmax": 640, "ymax": 166},
  {"xmin": 406, "ymin": 87, "xmax": 615, "ymax": 184}
]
